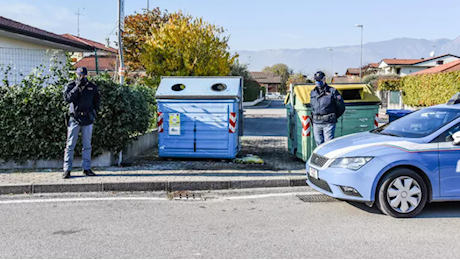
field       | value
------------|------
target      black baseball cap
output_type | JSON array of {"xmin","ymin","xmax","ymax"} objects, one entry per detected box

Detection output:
[
  {"xmin": 314, "ymin": 71, "xmax": 326, "ymax": 81},
  {"xmin": 76, "ymin": 67, "xmax": 88, "ymax": 76}
]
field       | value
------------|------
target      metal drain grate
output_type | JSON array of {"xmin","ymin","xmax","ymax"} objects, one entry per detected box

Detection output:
[
  {"xmin": 296, "ymin": 194, "xmax": 339, "ymax": 203},
  {"xmin": 172, "ymin": 191, "xmax": 203, "ymax": 201}
]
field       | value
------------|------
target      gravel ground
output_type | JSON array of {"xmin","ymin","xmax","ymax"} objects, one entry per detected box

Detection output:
[{"xmin": 129, "ymin": 136, "xmax": 305, "ymax": 171}]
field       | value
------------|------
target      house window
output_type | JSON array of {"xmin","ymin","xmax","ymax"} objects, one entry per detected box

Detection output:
[
  {"xmin": 437, "ymin": 60, "xmax": 444, "ymax": 65},
  {"xmin": 396, "ymin": 68, "xmax": 401, "ymax": 75}
]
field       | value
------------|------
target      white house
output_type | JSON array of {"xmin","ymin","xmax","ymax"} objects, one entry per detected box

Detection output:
[
  {"xmin": 0, "ymin": 16, "xmax": 93, "ymax": 84},
  {"xmin": 377, "ymin": 54, "xmax": 460, "ymax": 76}
]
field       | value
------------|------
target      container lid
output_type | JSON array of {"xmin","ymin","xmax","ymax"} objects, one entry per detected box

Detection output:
[
  {"xmin": 156, "ymin": 76, "xmax": 242, "ymax": 99},
  {"xmin": 285, "ymin": 83, "xmax": 380, "ymax": 105}
]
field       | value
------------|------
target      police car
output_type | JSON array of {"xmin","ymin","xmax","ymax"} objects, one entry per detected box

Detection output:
[{"xmin": 306, "ymin": 93, "xmax": 460, "ymax": 218}]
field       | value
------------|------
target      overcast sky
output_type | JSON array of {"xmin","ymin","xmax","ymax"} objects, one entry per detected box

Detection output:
[{"xmin": 1, "ymin": 0, "xmax": 459, "ymax": 51}]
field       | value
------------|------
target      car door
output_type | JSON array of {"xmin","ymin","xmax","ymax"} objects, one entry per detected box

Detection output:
[{"xmin": 435, "ymin": 122, "xmax": 460, "ymax": 197}]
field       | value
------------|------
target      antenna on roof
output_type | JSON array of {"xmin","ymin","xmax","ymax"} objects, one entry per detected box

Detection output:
[{"xmin": 75, "ymin": 8, "xmax": 85, "ymax": 37}]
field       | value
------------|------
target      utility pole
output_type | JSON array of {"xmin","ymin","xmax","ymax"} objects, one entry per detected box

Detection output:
[
  {"xmin": 356, "ymin": 24, "xmax": 363, "ymax": 82},
  {"xmin": 118, "ymin": 0, "xmax": 125, "ymax": 85},
  {"xmin": 147, "ymin": 0, "xmax": 150, "ymax": 11},
  {"xmin": 75, "ymin": 8, "xmax": 85, "ymax": 37}
]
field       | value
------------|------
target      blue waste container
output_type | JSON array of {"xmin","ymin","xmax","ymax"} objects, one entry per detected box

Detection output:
[
  {"xmin": 155, "ymin": 76, "xmax": 243, "ymax": 159},
  {"xmin": 386, "ymin": 109, "xmax": 413, "ymax": 122}
]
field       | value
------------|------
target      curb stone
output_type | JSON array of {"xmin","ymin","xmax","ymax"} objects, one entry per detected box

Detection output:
[{"xmin": 0, "ymin": 177, "xmax": 307, "ymax": 195}]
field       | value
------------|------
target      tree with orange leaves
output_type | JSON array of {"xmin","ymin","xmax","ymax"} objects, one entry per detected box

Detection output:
[
  {"xmin": 122, "ymin": 8, "xmax": 170, "ymax": 71},
  {"xmin": 140, "ymin": 12, "xmax": 238, "ymax": 80}
]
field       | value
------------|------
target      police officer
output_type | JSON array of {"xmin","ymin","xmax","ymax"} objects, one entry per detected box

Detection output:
[
  {"xmin": 62, "ymin": 67, "xmax": 100, "ymax": 179},
  {"xmin": 310, "ymin": 71, "xmax": 345, "ymax": 146}
]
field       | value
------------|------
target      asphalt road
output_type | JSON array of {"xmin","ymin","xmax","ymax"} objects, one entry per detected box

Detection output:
[
  {"xmin": 1, "ymin": 190, "xmax": 460, "ymax": 258},
  {"xmin": 244, "ymin": 100, "xmax": 287, "ymax": 137}
]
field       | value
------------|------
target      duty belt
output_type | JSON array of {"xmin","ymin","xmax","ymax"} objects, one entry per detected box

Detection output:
[
  {"xmin": 313, "ymin": 113, "xmax": 335, "ymax": 121},
  {"xmin": 72, "ymin": 111, "xmax": 90, "ymax": 117}
]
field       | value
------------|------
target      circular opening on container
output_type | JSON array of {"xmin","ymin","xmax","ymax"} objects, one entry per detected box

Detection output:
[
  {"xmin": 211, "ymin": 83, "xmax": 227, "ymax": 92},
  {"xmin": 172, "ymin": 84, "xmax": 186, "ymax": 91}
]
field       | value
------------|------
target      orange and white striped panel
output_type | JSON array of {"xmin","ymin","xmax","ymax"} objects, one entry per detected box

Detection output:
[
  {"xmin": 301, "ymin": 116, "xmax": 311, "ymax": 137},
  {"xmin": 157, "ymin": 112, "xmax": 164, "ymax": 133},
  {"xmin": 229, "ymin": 112, "xmax": 237, "ymax": 133},
  {"xmin": 374, "ymin": 113, "xmax": 379, "ymax": 128}
]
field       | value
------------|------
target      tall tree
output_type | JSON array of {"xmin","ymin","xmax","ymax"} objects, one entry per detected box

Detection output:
[
  {"xmin": 230, "ymin": 61, "xmax": 251, "ymax": 80},
  {"xmin": 262, "ymin": 63, "xmax": 293, "ymax": 94},
  {"xmin": 286, "ymin": 72, "xmax": 308, "ymax": 86},
  {"xmin": 122, "ymin": 8, "xmax": 170, "ymax": 71},
  {"xmin": 141, "ymin": 12, "xmax": 238, "ymax": 79}
]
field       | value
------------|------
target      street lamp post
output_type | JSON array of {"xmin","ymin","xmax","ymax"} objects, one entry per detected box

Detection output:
[
  {"xmin": 327, "ymin": 48, "xmax": 332, "ymax": 82},
  {"xmin": 118, "ymin": 0, "xmax": 125, "ymax": 85},
  {"xmin": 356, "ymin": 24, "xmax": 363, "ymax": 82}
]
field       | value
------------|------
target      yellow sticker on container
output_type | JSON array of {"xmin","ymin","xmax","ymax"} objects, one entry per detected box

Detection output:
[{"xmin": 169, "ymin": 113, "xmax": 181, "ymax": 135}]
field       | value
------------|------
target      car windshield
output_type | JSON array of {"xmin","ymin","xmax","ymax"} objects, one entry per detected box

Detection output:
[{"xmin": 372, "ymin": 108, "xmax": 460, "ymax": 138}]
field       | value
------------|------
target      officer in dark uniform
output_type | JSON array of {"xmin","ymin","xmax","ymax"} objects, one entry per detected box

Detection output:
[
  {"xmin": 310, "ymin": 71, "xmax": 346, "ymax": 146},
  {"xmin": 62, "ymin": 67, "xmax": 100, "ymax": 179}
]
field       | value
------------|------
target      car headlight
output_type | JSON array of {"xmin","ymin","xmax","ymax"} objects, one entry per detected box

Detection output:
[{"xmin": 329, "ymin": 157, "xmax": 373, "ymax": 171}]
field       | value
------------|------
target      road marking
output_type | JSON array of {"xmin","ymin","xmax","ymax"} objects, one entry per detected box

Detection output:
[
  {"xmin": 0, "ymin": 192, "xmax": 323, "ymax": 204},
  {"xmin": 220, "ymin": 192, "xmax": 322, "ymax": 201},
  {"xmin": 0, "ymin": 197, "xmax": 167, "ymax": 204}
]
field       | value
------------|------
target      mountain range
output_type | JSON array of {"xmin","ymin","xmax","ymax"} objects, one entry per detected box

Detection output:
[{"xmin": 236, "ymin": 36, "xmax": 460, "ymax": 76}]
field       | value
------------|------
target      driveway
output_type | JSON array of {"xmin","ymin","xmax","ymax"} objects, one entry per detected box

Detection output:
[{"xmin": 243, "ymin": 100, "xmax": 287, "ymax": 137}]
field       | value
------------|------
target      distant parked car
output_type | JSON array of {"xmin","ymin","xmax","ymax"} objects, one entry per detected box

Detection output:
[
  {"xmin": 266, "ymin": 92, "xmax": 282, "ymax": 99},
  {"xmin": 306, "ymin": 99, "xmax": 460, "ymax": 218}
]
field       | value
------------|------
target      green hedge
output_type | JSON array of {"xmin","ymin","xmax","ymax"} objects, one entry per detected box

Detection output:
[
  {"xmin": 0, "ymin": 76, "xmax": 155, "ymax": 163},
  {"xmin": 401, "ymin": 71, "xmax": 460, "ymax": 106},
  {"xmin": 243, "ymin": 79, "xmax": 262, "ymax": 102},
  {"xmin": 377, "ymin": 79, "xmax": 401, "ymax": 91}
]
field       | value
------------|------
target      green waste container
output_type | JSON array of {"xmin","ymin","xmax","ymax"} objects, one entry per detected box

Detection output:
[{"xmin": 286, "ymin": 83, "xmax": 381, "ymax": 162}]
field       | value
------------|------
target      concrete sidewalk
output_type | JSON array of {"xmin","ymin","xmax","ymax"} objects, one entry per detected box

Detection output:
[{"xmin": 0, "ymin": 168, "xmax": 307, "ymax": 195}]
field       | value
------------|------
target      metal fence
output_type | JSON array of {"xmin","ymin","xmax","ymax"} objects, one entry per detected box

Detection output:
[{"xmin": 0, "ymin": 47, "xmax": 67, "ymax": 85}]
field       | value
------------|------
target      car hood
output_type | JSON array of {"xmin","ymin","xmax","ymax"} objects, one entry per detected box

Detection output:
[{"xmin": 314, "ymin": 132, "xmax": 426, "ymax": 158}]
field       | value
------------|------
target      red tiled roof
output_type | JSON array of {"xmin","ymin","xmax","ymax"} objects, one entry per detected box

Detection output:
[
  {"xmin": 381, "ymin": 54, "xmax": 460, "ymax": 66},
  {"xmin": 370, "ymin": 63, "xmax": 379, "ymax": 68},
  {"xmin": 250, "ymin": 72, "xmax": 282, "ymax": 84},
  {"xmin": 61, "ymin": 34, "xmax": 118, "ymax": 53},
  {"xmin": 411, "ymin": 60, "xmax": 460, "ymax": 75},
  {"xmin": 381, "ymin": 59, "xmax": 424, "ymax": 65},
  {"xmin": 346, "ymin": 68, "xmax": 360, "ymax": 75},
  {"xmin": 0, "ymin": 16, "xmax": 92, "ymax": 51},
  {"xmin": 74, "ymin": 55, "xmax": 117, "ymax": 71}
]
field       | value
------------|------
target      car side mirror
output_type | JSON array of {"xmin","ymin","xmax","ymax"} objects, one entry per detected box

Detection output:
[{"xmin": 453, "ymin": 131, "xmax": 460, "ymax": 145}]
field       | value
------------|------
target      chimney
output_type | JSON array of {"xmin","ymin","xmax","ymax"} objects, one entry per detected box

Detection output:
[{"xmin": 334, "ymin": 72, "xmax": 338, "ymax": 77}]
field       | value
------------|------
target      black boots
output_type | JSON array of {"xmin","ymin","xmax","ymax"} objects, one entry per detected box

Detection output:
[
  {"xmin": 83, "ymin": 169, "xmax": 96, "ymax": 176},
  {"xmin": 62, "ymin": 169, "xmax": 96, "ymax": 179},
  {"xmin": 62, "ymin": 170, "xmax": 71, "ymax": 179}
]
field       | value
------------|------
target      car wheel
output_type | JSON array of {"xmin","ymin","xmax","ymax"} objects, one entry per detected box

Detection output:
[{"xmin": 376, "ymin": 168, "xmax": 428, "ymax": 218}]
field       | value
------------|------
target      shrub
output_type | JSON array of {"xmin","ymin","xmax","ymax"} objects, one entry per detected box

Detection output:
[
  {"xmin": 363, "ymin": 74, "xmax": 378, "ymax": 84},
  {"xmin": 363, "ymin": 74, "xmax": 399, "ymax": 90},
  {"xmin": 243, "ymin": 79, "xmax": 262, "ymax": 102},
  {"xmin": 400, "ymin": 71, "xmax": 460, "ymax": 106},
  {"xmin": 0, "ymin": 70, "xmax": 154, "ymax": 163},
  {"xmin": 377, "ymin": 79, "xmax": 401, "ymax": 91}
]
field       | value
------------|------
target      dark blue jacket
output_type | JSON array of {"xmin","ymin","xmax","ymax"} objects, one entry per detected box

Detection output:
[
  {"xmin": 310, "ymin": 84, "xmax": 346, "ymax": 124},
  {"xmin": 64, "ymin": 79, "xmax": 100, "ymax": 125}
]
